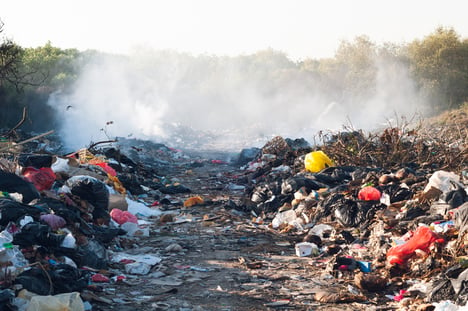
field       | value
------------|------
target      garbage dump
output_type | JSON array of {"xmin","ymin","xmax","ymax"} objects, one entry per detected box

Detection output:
[{"xmin": 0, "ymin": 112, "xmax": 466, "ymax": 310}]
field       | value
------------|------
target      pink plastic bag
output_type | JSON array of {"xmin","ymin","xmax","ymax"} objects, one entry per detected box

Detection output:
[
  {"xmin": 40, "ymin": 214, "xmax": 66, "ymax": 230},
  {"xmin": 386, "ymin": 226, "xmax": 444, "ymax": 265},
  {"xmin": 110, "ymin": 208, "xmax": 138, "ymax": 225}
]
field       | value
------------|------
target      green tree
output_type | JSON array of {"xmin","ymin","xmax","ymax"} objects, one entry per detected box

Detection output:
[
  {"xmin": 21, "ymin": 41, "xmax": 80, "ymax": 92},
  {"xmin": 0, "ymin": 20, "xmax": 26, "ymax": 91},
  {"xmin": 334, "ymin": 35, "xmax": 378, "ymax": 100},
  {"xmin": 406, "ymin": 27, "xmax": 468, "ymax": 110}
]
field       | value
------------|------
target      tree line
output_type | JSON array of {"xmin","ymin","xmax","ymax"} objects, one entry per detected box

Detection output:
[{"xmin": 0, "ymin": 21, "xmax": 467, "ymax": 134}]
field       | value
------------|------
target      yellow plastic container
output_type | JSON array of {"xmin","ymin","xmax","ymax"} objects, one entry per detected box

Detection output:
[{"xmin": 304, "ymin": 151, "xmax": 333, "ymax": 173}]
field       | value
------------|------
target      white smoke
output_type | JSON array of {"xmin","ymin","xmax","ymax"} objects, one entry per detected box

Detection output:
[{"xmin": 48, "ymin": 49, "xmax": 426, "ymax": 151}]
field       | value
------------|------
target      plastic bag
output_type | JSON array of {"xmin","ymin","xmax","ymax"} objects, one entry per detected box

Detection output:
[
  {"xmin": 0, "ymin": 229, "xmax": 28, "ymax": 270},
  {"xmin": 358, "ymin": 186, "xmax": 381, "ymax": 201},
  {"xmin": 121, "ymin": 222, "xmax": 150, "ymax": 237},
  {"xmin": 386, "ymin": 226, "xmax": 444, "ymax": 265},
  {"xmin": 304, "ymin": 151, "xmax": 333, "ymax": 173},
  {"xmin": 183, "ymin": 196, "xmax": 204, "ymax": 207},
  {"xmin": 0, "ymin": 198, "xmax": 41, "ymax": 226},
  {"xmin": 40, "ymin": 214, "xmax": 66, "ymax": 231},
  {"xmin": 23, "ymin": 167, "xmax": 56, "ymax": 192},
  {"xmin": 89, "ymin": 161, "xmax": 117, "ymax": 177},
  {"xmin": 126, "ymin": 197, "xmax": 161, "ymax": 217},
  {"xmin": 13, "ymin": 222, "xmax": 66, "ymax": 248},
  {"xmin": 65, "ymin": 176, "xmax": 109, "ymax": 220},
  {"xmin": 0, "ymin": 170, "xmax": 40, "ymax": 204},
  {"xmin": 110, "ymin": 209, "xmax": 138, "ymax": 225},
  {"xmin": 424, "ymin": 170, "xmax": 461, "ymax": 194},
  {"xmin": 26, "ymin": 292, "xmax": 84, "ymax": 311},
  {"xmin": 18, "ymin": 154, "xmax": 54, "ymax": 169},
  {"xmin": 454, "ymin": 202, "xmax": 468, "ymax": 234},
  {"xmin": 308, "ymin": 224, "xmax": 334, "ymax": 238},
  {"xmin": 334, "ymin": 200, "xmax": 373, "ymax": 228},
  {"xmin": 60, "ymin": 229, "xmax": 77, "ymax": 249}
]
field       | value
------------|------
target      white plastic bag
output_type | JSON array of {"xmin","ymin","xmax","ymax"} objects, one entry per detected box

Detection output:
[
  {"xmin": 26, "ymin": 292, "xmax": 84, "ymax": 311},
  {"xmin": 424, "ymin": 171, "xmax": 461, "ymax": 194}
]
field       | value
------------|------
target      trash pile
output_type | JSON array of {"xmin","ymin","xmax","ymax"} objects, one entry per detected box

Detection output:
[
  {"xmin": 0, "ymin": 116, "xmax": 465, "ymax": 310},
  {"xmin": 231, "ymin": 132, "xmax": 468, "ymax": 309},
  {"xmin": 0, "ymin": 138, "xmax": 190, "ymax": 310}
]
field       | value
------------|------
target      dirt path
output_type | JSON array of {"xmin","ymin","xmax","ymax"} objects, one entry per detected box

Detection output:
[{"xmin": 88, "ymin": 158, "xmax": 394, "ymax": 311}]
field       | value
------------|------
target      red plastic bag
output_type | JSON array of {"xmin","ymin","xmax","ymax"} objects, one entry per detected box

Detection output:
[
  {"xmin": 23, "ymin": 167, "xmax": 56, "ymax": 191},
  {"xmin": 386, "ymin": 226, "xmax": 444, "ymax": 265},
  {"xmin": 92, "ymin": 162, "xmax": 117, "ymax": 177},
  {"xmin": 110, "ymin": 208, "xmax": 138, "ymax": 225},
  {"xmin": 358, "ymin": 186, "xmax": 381, "ymax": 201},
  {"xmin": 91, "ymin": 273, "xmax": 110, "ymax": 282}
]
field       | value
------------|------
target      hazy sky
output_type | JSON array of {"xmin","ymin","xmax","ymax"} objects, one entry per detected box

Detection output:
[{"xmin": 2, "ymin": 0, "xmax": 467, "ymax": 60}]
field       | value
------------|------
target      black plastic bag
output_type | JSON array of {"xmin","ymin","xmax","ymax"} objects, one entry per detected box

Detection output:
[
  {"xmin": 313, "ymin": 193, "xmax": 345, "ymax": 223},
  {"xmin": 281, "ymin": 176, "xmax": 321, "ymax": 195},
  {"xmin": 237, "ymin": 148, "xmax": 261, "ymax": 166},
  {"xmin": 0, "ymin": 289, "xmax": 15, "ymax": 311},
  {"xmin": 35, "ymin": 197, "xmax": 82, "ymax": 224},
  {"xmin": 15, "ymin": 264, "xmax": 90, "ymax": 295},
  {"xmin": 15, "ymin": 268, "xmax": 52, "ymax": 295},
  {"xmin": 0, "ymin": 198, "xmax": 41, "ymax": 226},
  {"xmin": 73, "ymin": 240, "xmax": 108, "ymax": 269},
  {"xmin": 18, "ymin": 153, "xmax": 54, "ymax": 168},
  {"xmin": 65, "ymin": 175, "xmax": 109, "ymax": 220},
  {"xmin": 377, "ymin": 184, "xmax": 413, "ymax": 203},
  {"xmin": 0, "ymin": 170, "xmax": 40, "ymax": 203},
  {"xmin": 454, "ymin": 202, "xmax": 468, "ymax": 234},
  {"xmin": 442, "ymin": 186, "xmax": 467, "ymax": 209},
  {"xmin": 13, "ymin": 222, "xmax": 66, "ymax": 247},
  {"xmin": 51, "ymin": 264, "xmax": 90, "ymax": 294},
  {"xmin": 91, "ymin": 224, "xmax": 126, "ymax": 244},
  {"xmin": 429, "ymin": 265, "xmax": 468, "ymax": 305},
  {"xmin": 334, "ymin": 201, "xmax": 379, "ymax": 228},
  {"xmin": 159, "ymin": 184, "xmax": 191, "ymax": 194}
]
